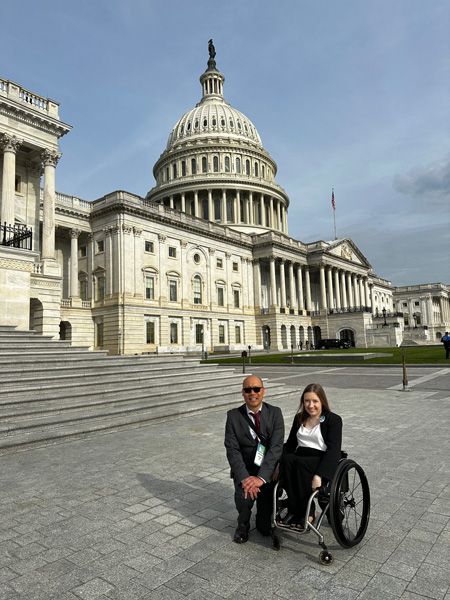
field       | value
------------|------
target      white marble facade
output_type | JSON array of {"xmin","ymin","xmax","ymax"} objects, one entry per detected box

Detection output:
[{"xmin": 1, "ymin": 55, "xmax": 444, "ymax": 354}]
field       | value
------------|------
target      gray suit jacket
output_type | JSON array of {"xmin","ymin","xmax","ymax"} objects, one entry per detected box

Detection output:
[{"xmin": 224, "ymin": 402, "xmax": 284, "ymax": 485}]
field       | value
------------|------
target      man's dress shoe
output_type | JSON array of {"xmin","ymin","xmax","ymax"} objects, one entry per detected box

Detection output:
[{"xmin": 234, "ymin": 530, "xmax": 249, "ymax": 544}]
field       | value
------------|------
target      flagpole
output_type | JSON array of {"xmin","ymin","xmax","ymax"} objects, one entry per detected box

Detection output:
[{"xmin": 332, "ymin": 188, "xmax": 337, "ymax": 240}]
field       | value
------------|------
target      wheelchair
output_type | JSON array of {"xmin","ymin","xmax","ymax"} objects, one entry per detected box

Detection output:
[{"xmin": 271, "ymin": 452, "xmax": 370, "ymax": 565}]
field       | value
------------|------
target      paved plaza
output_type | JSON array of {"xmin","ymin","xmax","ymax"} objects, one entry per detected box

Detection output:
[{"xmin": 1, "ymin": 365, "xmax": 450, "ymax": 599}]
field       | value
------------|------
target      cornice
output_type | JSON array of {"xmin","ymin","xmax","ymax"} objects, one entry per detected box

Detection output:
[{"xmin": 0, "ymin": 100, "xmax": 71, "ymax": 139}]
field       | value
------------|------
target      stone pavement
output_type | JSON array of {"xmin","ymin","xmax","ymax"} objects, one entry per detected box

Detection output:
[{"xmin": 1, "ymin": 368, "xmax": 450, "ymax": 600}]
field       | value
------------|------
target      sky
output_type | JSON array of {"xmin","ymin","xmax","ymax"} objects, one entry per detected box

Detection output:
[{"xmin": 1, "ymin": 0, "xmax": 449, "ymax": 286}]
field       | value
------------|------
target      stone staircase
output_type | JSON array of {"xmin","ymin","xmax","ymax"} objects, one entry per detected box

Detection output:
[{"xmin": 0, "ymin": 325, "xmax": 297, "ymax": 454}]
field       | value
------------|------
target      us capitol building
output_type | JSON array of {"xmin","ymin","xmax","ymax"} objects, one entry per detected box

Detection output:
[{"xmin": 1, "ymin": 44, "xmax": 449, "ymax": 354}]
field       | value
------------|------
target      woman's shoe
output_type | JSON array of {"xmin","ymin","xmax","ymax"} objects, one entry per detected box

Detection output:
[{"xmin": 278, "ymin": 512, "xmax": 295, "ymax": 527}]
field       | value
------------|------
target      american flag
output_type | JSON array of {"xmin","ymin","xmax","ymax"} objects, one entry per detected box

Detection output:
[{"xmin": 331, "ymin": 188, "xmax": 336, "ymax": 211}]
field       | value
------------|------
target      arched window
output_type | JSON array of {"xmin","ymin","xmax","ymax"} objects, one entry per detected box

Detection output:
[
  {"xmin": 193, "ymin": 276, "xmax": 202, "ymax": 304},
  {"xmin": 173, "ymin": 164, "xmax": 177, "ymax": 179},
  {"xmin": 224, "ymin": 156, "xmax": 230, "ymax": 172},
  {"xmin": 191, "ymin": 158, "xmax": 197, "ymax": 175},
  {"xmin": 202, "ymin": 156, "xmax": 207, "ymax": 173},
  {"xmin": 261, "ymin": 164, "xmax": 265, "ymax": 179},
  {"xmin": 236, "ymin": 157, "xmax": 241, "ymax": 173},
  {"xmin": 181, "ymin": 161, "xmax": 186, "ymax": 176},
  {"xmin": 254, "ymin": 162, "xmax": 258, "ymax": 177},
  {"xmin": 213, "ymin": 156, "xmax": 219, "ymax": 172},
  {"xmin": 245, "ymin": 159, "xmax": 250, "ymax": 175},
  {"xmin": 166, "ymin": 167, "xmax": 169, "ymax": 181}
]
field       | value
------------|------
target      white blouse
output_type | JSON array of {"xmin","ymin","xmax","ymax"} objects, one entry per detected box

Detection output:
[{"xmin": 296, "ymin": 424, "xmax": 327, "ymax": 451}]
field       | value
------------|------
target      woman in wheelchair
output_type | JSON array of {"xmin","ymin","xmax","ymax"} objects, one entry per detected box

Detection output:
[{"xmin": 278, "ymin": 383, "xmax": 342, "ymax": 530}]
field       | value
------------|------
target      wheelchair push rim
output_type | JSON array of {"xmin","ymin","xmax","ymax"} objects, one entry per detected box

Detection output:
[{"xmin": 329, "ymin": 458, "xmax": 370, "ymax": 548}]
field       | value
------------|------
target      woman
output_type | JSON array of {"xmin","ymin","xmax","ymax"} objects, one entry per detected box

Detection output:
[{"xmin": 279, "ymin": 383, "xmax": 342, "ymax": 529}]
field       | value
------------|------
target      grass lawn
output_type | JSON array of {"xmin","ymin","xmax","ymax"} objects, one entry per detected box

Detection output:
[{"xmin": 204, "ymin": 346, "xmax": 449, "ymax": 365}]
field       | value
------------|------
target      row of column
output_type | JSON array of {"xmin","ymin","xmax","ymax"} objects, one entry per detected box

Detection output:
[
  {"xmin": 255, "ymin": 258, "xmax": 372, "ymax": 313},
  {"xmin": 0, "ymin": 132, "xmax": 60, "ymax": 259},
  {"xmin": 164, "ymin": 189, "xmax": 288, "ymax": 233}
]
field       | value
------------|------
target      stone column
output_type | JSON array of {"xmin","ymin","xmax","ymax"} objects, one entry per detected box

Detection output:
[
  {"xmin": 279, "ymin": 259, "xmax": 287, "ymax": 310},
  {"xmin": 276, "ymin": 200, "xmax": 281, "ymax": 232},
  {"xmin": 334, "ymin": 268, "xmax": 341, "ymax": 309},
  {"xmin": 269, "ymin": 257, "xmax": 277, "ymax": 308},
  {"xmin": 352, "ymin": 274, "xmax": 360, "ymax": 307},
  {"xmin": 364, "ymin": 278, "xmax": 371, "ymax": 309},
  {"xmin": 261, "ymin": 194, "xmax": 266, "ymax": 227},
  {"xmin": 181, "ymin": 192, "xmax": 186, "ymax": 213},
  {"xmin": 87, "ymin": 233, "xmax": 94, "ymax": 300},
  {"xmin": 133, "ymin": 227, "xmax": 142, "ymax": 297},
  {"xmin": 347, "ymin": 272, "xmax": 354, "ymax": 308},
  {"xmin": 288, "ymin": 262, "xmax": 296, "ymax": 310},
  {"xmin": 305, "ymin": 267, "xmax": 312, "ymax": 311},
  {"xmin": 41, "ymin": 149, "xmax": 61, "ymax": 260},
  {"xmin": 359, "ymin": 277, "xmax": 365, "ymax": 307},
  {"xmin": 244, "ymin": 194, "xmax": 249, "ymax": 224},
  {"xmin": 249, "ymin": 192, "xmax": 254, "ymax": 225},
  {"xmin": 169, "ymin": 195, "xmax": 174, "ymax": 209},
  {"xmin": 327, "ymin": 266, "xmax": 334, "ymax": 310},
  {"xmin": 269, "ymin": 197, "xmax": 274, "ymax": 228},
  {"xmin": 320, "ymin": 265, "xmax": 327, "ymax": 311},
  {"xmin": 341, "ymin": 270, "xmax": 348, "ymax": 309},
  {"xmin": 69, "ymin": 229, "xmax": 81, "ymax": 298},
  {"xmin": 194, "ymin": 190, "xmax": 199, "ymax": 217},
  {"xmin": 221, "ymin": 189, "xmax": 227, "ymax": 223},
  {"xmin": 158, "ymin": 234, "xmax": 167, "ymax": 305},
  {"xmin": 235, "ymin": 190, "xmax": 240, "ymax": 224},
  {"xmin": 252, "ymin": 259, "xmax": 261, "ymax": 310},
  {"xmin": 0, "ymin": 134, "xmax": 23, "ymax": 227},
  {"xmin": 296, "ymin": 264, "xmax": 304, "ymax": 311},
  {"xmin": 283, "ymin": 205, "xmax": 288, "ymax": 235},
  {"xmin": 207, "ymin": 189, "xmax": 213, "ymax": 222}
]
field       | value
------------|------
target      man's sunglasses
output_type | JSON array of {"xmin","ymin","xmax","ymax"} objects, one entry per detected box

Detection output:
[{"xmin": 243, "ymin": 386, "xmax": 262, "ymax": 393}]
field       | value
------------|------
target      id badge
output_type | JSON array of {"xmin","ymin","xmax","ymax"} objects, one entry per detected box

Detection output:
[{"xmin": 254, "ymin": 442, "xmax": 266, "ymax": 466}]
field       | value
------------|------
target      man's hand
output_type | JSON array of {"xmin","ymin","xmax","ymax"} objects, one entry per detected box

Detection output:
[{"xmin": 242, "ymin": 476, "xmax": 263, "ymax": 500}]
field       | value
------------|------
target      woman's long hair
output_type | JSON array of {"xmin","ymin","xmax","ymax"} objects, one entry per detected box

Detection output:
[{"xmin": 296, "ymin": 383, "xmax": 330, "ymax": 426}]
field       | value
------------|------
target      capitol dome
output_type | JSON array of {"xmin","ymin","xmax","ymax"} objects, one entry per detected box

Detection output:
[{"xmin": 146, "ymin": 43, "xmax": 290, "ymax": 236}]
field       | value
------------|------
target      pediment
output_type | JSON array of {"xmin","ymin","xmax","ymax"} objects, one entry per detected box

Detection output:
[{"xmin": 326, "ymin": 238, "xmax": 371, "ymax": 268}]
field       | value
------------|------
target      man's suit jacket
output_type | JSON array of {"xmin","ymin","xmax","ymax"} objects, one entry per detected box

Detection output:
[{"xmin": 225, "ymin": 402, "xmax": 284, "ymax": 485}]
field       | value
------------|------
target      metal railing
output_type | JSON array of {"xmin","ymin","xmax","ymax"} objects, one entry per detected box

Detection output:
[{"xmin": 1, "ymin": 222, "xmax": 32, "ymax": 250}]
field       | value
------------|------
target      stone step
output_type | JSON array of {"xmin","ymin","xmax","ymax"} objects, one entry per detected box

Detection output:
[
  {"xmin": 0, "ymin": 367, "xmax": 235, "ymax": 400},
  {"xmin": 0, "ymin": 386, "xmax": 298, "ymax": 455},
  {"xmin": 1, "ymin": 360, "xmax": 220, "ymax": 386}
]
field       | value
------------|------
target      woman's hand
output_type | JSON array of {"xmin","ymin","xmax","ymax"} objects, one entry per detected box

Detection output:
[{"xmin": 312, "ymin": 474, "xmax": 322, "ymax": 490}]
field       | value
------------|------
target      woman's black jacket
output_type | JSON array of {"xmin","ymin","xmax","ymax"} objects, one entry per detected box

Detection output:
[{"xmin": 283, "ymin": 409, "xmax": 343, "ymax": 482}]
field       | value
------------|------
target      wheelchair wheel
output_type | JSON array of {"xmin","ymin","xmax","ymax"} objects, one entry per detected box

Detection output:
[{"xmin": 329, "ymin": 459, "xmax": 370, "ymax": 548}]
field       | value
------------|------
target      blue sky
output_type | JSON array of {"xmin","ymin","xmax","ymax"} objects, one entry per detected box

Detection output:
[{"xmin": 1, "ymin": 0, "xmax": 449, "ymax": 286}]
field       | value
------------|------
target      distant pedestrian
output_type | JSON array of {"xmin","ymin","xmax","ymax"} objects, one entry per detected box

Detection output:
[
  {"xmin": 441, "ymin": 332, "xmax": 450, "ymax": 359},
  {"xmin": 299, "ymin": 341, "xmax": 303, "ymax": 351},
  {"xmin": 305, "ymin": 341, "xmax": 309, "ymax": 351}
]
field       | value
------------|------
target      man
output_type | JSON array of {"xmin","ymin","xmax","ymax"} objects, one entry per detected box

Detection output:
[
  {"xmin": 441, "ymin": 332, "xmax": 450, "ymax": 359},
  {"xmin": 224, "ymin": 375, "xmax": 284, "ymax": 543}
]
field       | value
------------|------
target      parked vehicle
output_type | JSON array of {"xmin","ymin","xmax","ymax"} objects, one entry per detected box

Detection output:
[{"xmin": 319, "ymin": 338, "xmax": 351, "ymax": 349}]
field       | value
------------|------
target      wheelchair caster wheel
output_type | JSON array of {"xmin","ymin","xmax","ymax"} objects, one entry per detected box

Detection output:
[
  {"xmin": 272, "ymin": 535, "xmax": 281, "ymax": 551},
  {"xmin": 319, "ymin": 550, "xmax": 334, "ymax": 565}
]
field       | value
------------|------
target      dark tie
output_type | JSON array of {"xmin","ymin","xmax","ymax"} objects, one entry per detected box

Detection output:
[{"xmin": 250, "ymin": 411, "xmax": 260, "ymax": 435}]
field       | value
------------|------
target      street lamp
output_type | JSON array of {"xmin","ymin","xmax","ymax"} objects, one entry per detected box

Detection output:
[{"xmin": 382, "ymin": 307, "xmax": 388, "ymax": 327}]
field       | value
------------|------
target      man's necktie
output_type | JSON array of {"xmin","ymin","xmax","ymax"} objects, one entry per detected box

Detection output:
[{"xmin": 250, "ymin": 411, "xmax": 260, "ymax": 436}]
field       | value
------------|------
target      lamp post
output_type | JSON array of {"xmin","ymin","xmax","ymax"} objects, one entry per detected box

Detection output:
[
  {"xmin": 382, "ymin": 307, "xmax": 388, "ymax": 327},
  {"xmin": 265, "ymin": 327, "xmax": 270, "ymax": 353}
]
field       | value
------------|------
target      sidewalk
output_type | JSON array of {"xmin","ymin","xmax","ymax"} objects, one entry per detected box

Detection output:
[{"xmin": 1, "ymin": 382, "xmax": 450, "ymax": 599}]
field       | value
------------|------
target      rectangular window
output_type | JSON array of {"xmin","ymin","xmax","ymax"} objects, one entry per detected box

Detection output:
[
  {"xmin": 414, "ymin": 301, "xmax": 419, "ymax": 306},
  {"xmin": 233, "ymin": 290, "xmax": 240, "ymax": 308},
  {"xmin": 219, "ymin": 325, "xmax": 225, "ymax": 344},
  {"xmin": 168, "ymin": 246, "xmax": 177, "ymax": 258},
  {"xmin": 216, "ymin": 258, "xmax": 223, "ymax": 268},
  {"xmin": 145, "ymin": 276, "xmax": 154, "ymax": 299},
  {"xmin": 79, "ymin": 246, "xmax": 87, "ymax": 258},
  {"xmin": 232, "ymin": 262, "xmax": 239, "ymax": 272},
  {"xmin": 96, "ymin": 322, "xmax": 104, "ymax": 347},
  {"xmin": 145, "ymin": 241, "xmax": 154, "ymax": 253},
  {"xmin": 404, "ymin": 317, "xmax": 409, "ymax": 326},
  {"xmin": 217, "ymin": 287, "xmax": 224, "ymax": 307},
  {"xmin": 195, "ymin": 324, "xmax": 204, "ymax": 344},
  {"xmin": 96, "ymin": 240, "xmax": 104, "ymax": 253},
  {"xmin": 97, "ymin": 276, "xmax": 105, "ymax": 301},
  {"xmin": 15, "ymin": 175, "xmax": 21, "ymax": 193},
  {"xmin": 80, "ymin": 280, "xmax": 87, "ymax": 301},
  {"xmin": 169, "ymin": 280, "xmax": 177, "ymax": 302},
  {"xmin": 402, "ymin": 302, "xmax": 407, "ymax": 307},
  {"xmin": 146, "ymin": 321, "xmax": 155, "ymax": 344},
  {"xmin": 170, "ymin": 323, "xmax": 178, "ymax": 344},
  {"xmin": 235, "ymin": 326, "xmax": 241, "ymax": 344}
]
